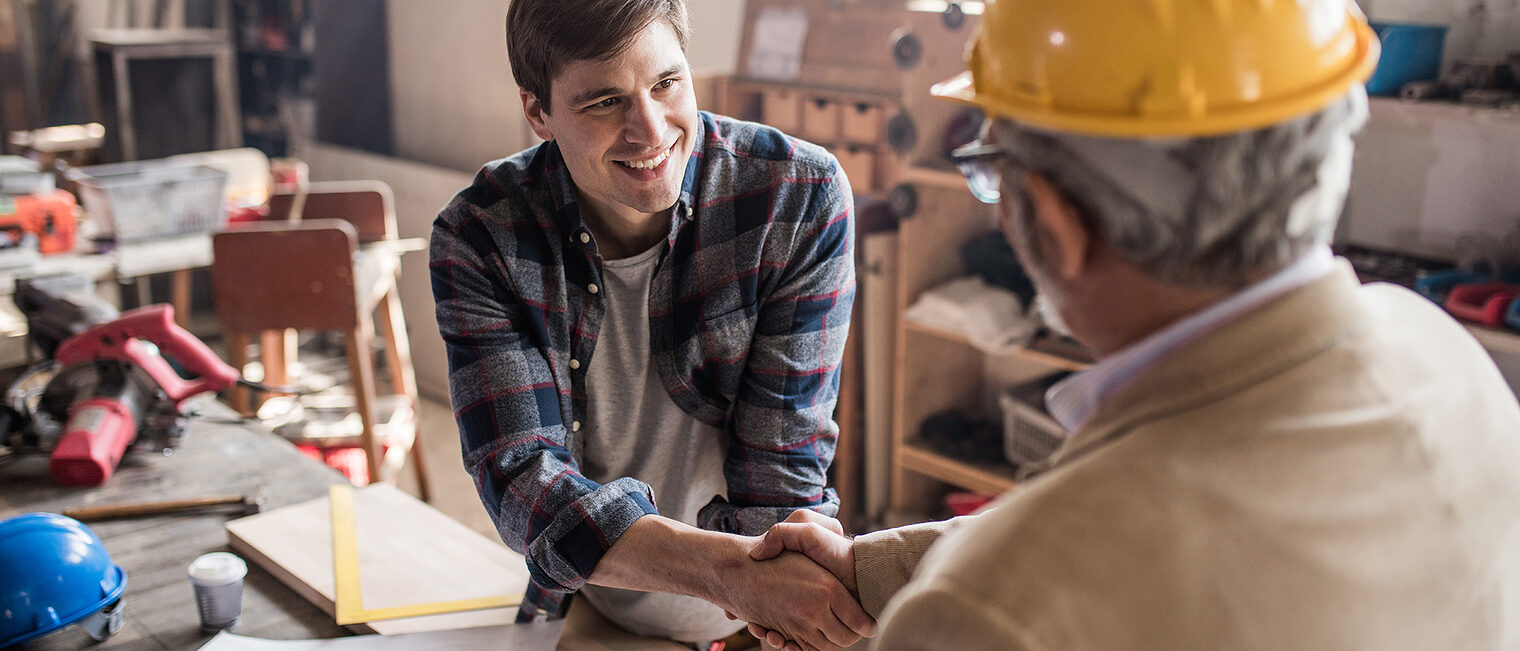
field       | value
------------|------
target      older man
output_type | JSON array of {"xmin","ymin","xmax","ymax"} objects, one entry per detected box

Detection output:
[{"xmin": 747, "ymin": 0, "xmax": 1520, "ymax": 648}]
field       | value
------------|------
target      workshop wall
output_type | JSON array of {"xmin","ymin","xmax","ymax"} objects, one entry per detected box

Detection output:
[
  {"xmin": 385, "ymin": 0, "xmax": 747, "ymax": 173},
  {"xmin": 1365, "ymin": 0, "xmax": 1520, "ymax": 67}
]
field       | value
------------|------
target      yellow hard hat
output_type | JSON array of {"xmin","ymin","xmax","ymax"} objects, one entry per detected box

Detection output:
[{"xmin": 933, "ymin": 0, "xmax": 1380, "ymax": 137}]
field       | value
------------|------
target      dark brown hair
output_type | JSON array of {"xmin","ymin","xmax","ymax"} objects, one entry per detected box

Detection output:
[{"xmin": 506, "ymin": 0, "xmax": 690, "ymax": 110}]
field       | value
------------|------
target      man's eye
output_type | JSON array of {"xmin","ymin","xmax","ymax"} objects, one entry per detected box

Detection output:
[
  {"xmin": 656, "ymin": 79, "xmax": 677, "ymax": 90},
  {"xmin": 589, "ymin": 97, "xmax": 619, "ymax": 110}
]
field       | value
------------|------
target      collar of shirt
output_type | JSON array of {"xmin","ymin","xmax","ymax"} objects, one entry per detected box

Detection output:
[
  {"xmin": 1046, "ymin": 246, "xmax": 1337, "ymax": 432},
  {"xmin": 544, "ymin": 113, "xmax": 708, "ymax": 251}
]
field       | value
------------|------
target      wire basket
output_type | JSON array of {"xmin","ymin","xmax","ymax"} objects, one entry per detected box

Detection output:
[
  {"xmin": 67, "ymin": 161, "xmax": 229, "ymax": 242},
  {"xmin": 998, "ymin": 371, "xmax": 1072, "ymax": 467}
]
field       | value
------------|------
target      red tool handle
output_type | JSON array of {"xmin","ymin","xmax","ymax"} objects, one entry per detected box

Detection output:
[
  {"xmin": 1445, "ymin": 283, "xmax": 1520, "ymax": 327},
  {"xmin": 54, "ymin": 304, "xmax": 241, "ymax": 403},
  {"xmin": 49, "ymin": 398, "xmax": 138, "ymax": 486}
]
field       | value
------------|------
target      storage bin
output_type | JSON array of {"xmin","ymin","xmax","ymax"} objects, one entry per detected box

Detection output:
[
  {"xmin": 762, "ymin": 88, "xmax": 802, "ymax": 135},
  {"xmin": 999, "ymin": 371, "xmax": 1071, "ymax": 467},
  {"xmin": 1366, "ymin": 22, "xmax": 1448, "ymax": 96},
  {"xmin": 800, "ymin": 97, "xmax": 841, "ymax": 142},
  {"xmin": 836, "ymin": 145, "xmax": 876, "ymax": 192},
  {"xmin": 841, "ymin": 102, "xmax": 886, "ymax": 143},
  {"xmin": 68, "ymin": 161, "xmax": 229, "ymax": 242}
]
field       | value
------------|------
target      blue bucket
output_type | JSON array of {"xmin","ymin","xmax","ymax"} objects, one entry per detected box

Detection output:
[{"xmin": 1366, "ymin": 22, "xmax": 1448, "ymax": 96}]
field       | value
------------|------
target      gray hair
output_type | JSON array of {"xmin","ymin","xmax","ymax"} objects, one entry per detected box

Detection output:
[{"xmin": 991, "ymin": 88, "xmax": 1369, "ymax": 289}]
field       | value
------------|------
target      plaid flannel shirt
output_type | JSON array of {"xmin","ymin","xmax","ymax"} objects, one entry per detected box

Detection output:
[{"xmin": 430, "ymin": 112, "xmax": 855, "ymax": 618}]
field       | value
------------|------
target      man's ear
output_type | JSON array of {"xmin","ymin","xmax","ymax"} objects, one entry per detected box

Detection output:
[
  {"xmin": 520, "ymin": 88, "xmax": 555, "ymax": 142},
  {"xmin": 1022, "ymin": 172, "xmax": 1090, "ymax": 281}
]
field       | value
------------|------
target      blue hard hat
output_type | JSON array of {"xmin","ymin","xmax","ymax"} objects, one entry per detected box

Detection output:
[{"xmin": 0, "ymin": 512, "xmax": 127, "ymax": 647}]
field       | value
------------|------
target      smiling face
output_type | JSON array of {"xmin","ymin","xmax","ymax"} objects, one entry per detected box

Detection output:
[{"xmin": 520, "ymin": 19, "xmax": 698, "ymax": 232}]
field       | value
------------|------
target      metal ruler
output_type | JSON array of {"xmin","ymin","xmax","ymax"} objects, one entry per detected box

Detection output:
[{"xmin": 328, "ymin": 484, "xmax": 519, "ymax": 625}]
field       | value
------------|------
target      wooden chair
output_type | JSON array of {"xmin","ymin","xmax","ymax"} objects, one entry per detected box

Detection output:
[{"xmin": 211, "ymin": 181, "xmax": 429, "ymax": 500}]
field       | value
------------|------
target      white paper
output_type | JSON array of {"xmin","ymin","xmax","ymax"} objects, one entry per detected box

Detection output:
[
  {"xmin": 903, "ymin": 276, "xmax": 1039, "ymax": 355},
  {"xmin": 198, "ymin": 620, "xmax": 564, "ymax": 651},
  {"xmin": 745, "ymin": 7, "xmax": 809, "ymax": 81}
]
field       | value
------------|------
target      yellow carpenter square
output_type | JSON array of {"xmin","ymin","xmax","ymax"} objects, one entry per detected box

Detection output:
[{"xmin": 328, "ymin": 484, "xmax": 519, "ymax": 624}]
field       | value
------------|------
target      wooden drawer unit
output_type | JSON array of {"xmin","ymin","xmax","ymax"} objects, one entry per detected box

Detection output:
[
  {"xmin": 762, "ymin": 87, "xmax": 803, "ymax": 134},
  {"xmin": 801, "ymin": 97, "xmax": 842, "ymax": 142},
  {"xmin": 842, "ymin": 101, "xmax": 887, "ymax": 144},
  {"xmin": 836, "ymin": 144, "xmax": 877, "ymax": 192}
]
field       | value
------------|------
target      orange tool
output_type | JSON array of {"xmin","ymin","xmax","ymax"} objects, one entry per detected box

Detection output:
[{"xmin": 0, "ymin": 189, "xmax": 79, "ymax": 254}]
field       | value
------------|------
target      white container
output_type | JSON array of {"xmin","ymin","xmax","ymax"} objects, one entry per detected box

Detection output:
[
  {"xmin": 999, "ymin": 371, "xmax": 1071, "ymax": 467},
  {"xmin": 188, "ymin": 552, "xmax": 247, "ymax": 633}
]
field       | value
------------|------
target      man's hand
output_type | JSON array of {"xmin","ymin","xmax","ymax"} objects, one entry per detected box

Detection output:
[
  {"xmin": 715, "ymin": 543, "xmax": 874, "ymax": 651},
  {"xmin": 588, "ymin": 514, "xmax": 872, "ymax": 651},
  {"xmin": 750, "ymin": 509, "xmax": 857, "ymax": 593},
  {"xmin": 743, "ymin": 510, "xmax": 862, "ymax": 650}
]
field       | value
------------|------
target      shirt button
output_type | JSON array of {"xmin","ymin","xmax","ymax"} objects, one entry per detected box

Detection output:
[
  {"xmin": 684, "ymin": 204, "xmax": 693, "ymax": 218},
  {"xmin": 588, "ymin": 283, "xmax": 599, "ymax": 295},
  {"xmin": 579, "ymin": 232, "xmax": 591, "ymax": 244},
  {"xmin": 571, "ymin": 421, "xmax": 582, "ymax": 432},
  {"xmin": 569, "ymin": 358, "xmax": 581, "ymax": 370}
]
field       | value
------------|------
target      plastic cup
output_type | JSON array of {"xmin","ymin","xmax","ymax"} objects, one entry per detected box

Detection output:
[{"xmin": 188, "ymin": 552, "xmax": 247, "ymax": 634}]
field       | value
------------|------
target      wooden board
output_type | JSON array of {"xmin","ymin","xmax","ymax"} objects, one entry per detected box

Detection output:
[
  {"xmin": 861, "ymin": 231, "xmax": 899, "ymax": 526},
  {"xmin": 226, "ymin": 484, "xmax": 529, "ymax": 636}
]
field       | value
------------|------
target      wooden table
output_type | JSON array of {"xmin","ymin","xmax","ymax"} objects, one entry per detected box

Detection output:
[
  {"xmin": 0, "ymin": 398, "xmax": 349, "ymax": 649},
  {"xmin": 0, "ymin": 397, "xmax": 723, "ymax": 650}
]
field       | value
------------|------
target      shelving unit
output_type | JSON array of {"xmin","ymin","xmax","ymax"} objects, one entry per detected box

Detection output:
[
  {"xmin": 231, "ymin": 0, "xmax": 314, "ymax": 157},
  {"xmin": 877, "ymin": 2, "xmax": 1065, "ymax": 522},
  {"xmin": 722, "ymin": 78, "xmax": 902, "ymax": 196},
  {"xmin": 718, "ymin": 0, "xmax": 909, "ymax": 198},
  {"xmin": 898, "ymin": 441, "xmax": 1017, "ymax": 496},
  {"xmin": 886, "ymin": 172, "xmax": 1089, "ymax": 520}
]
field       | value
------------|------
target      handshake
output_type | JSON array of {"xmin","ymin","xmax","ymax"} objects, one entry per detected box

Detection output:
[{"xmin": 717, "ymin": 510, "xmax": 875, "ymax": 651}]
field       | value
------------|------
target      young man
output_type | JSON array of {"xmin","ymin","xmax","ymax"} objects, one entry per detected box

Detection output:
[
  {"xmin": 429, "ymin": 0, "xmax": 870, "ymax": 648},
  {"xmin": 747, "ymin": 0, "xmax": 1520, "ymax": 648}
]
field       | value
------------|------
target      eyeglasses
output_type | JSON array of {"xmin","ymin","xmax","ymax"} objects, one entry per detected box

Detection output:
[{"xmin": 951, "ymin": 140, "xmax": 1023, "ymax": 205}]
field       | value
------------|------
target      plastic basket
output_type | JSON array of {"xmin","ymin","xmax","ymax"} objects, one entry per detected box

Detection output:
[
  {"xmin": 998, "ymin": 371, "xmax": 1071, "ymax": 467},
  {"xmin": 67, "ymin": 161, "xmax": 229, "ymax": 242}
]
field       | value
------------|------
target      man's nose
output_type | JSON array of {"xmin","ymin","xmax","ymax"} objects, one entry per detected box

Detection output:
[{"xmin": 624, "ymin": 95, "xmax": 663, "ymax": 147}]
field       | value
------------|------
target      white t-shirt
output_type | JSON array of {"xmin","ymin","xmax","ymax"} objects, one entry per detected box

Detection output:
[{"xmin": 577, "ymin": 242, "xmax": 740, "ymax": 643}]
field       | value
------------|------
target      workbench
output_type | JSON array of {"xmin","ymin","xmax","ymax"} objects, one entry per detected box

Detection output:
[
  {"xmin": 0, "ymin": 397, "xmax": 701, "ymax": 650},
  {"xmin": 0, "ymin": 233, "xmax": 217, "ymax": 368},
  {"xmin": 0, "ymin": 397, "xmax": 349, "ymax": 649}
]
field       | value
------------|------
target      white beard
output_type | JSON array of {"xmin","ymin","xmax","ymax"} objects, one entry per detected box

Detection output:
[{"xmin": 1032, "ymin": 292, "xmax": 1073, "ymax": 338}]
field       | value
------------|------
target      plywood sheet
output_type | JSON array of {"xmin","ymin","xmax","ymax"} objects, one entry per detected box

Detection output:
[{"xmin": 226, "ymin": 484, "xmax": 529, "ymax": 636}]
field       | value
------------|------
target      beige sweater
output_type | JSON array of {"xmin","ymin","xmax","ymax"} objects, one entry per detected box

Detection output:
[{"xmin": 854, "ymin": 266, "xmax": 1520, "ymax": 649}]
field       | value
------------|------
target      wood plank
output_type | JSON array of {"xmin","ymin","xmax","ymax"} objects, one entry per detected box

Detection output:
[
  {"xmin": 834, "ymin": 302, "xmax": 863, "ymax": 532},
  {"xmin": 899, "ymin": 442, "xmax": 1016, "ymax": 497},
  {"xmin": 861, "ymin": 231, "xmax": 899, "ymax": 526},
  {"xmin": 226, "ymin": 483, "xmax": 530, "ymax": 636},
  {"xmin": 903, "ymin": 320, "xmax": 1092, "ymax": 372}
]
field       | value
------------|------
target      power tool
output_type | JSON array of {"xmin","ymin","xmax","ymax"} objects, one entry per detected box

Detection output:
[{"xmin": 0, "ymin": 276, "xmax": 240, "ymax": 486}]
